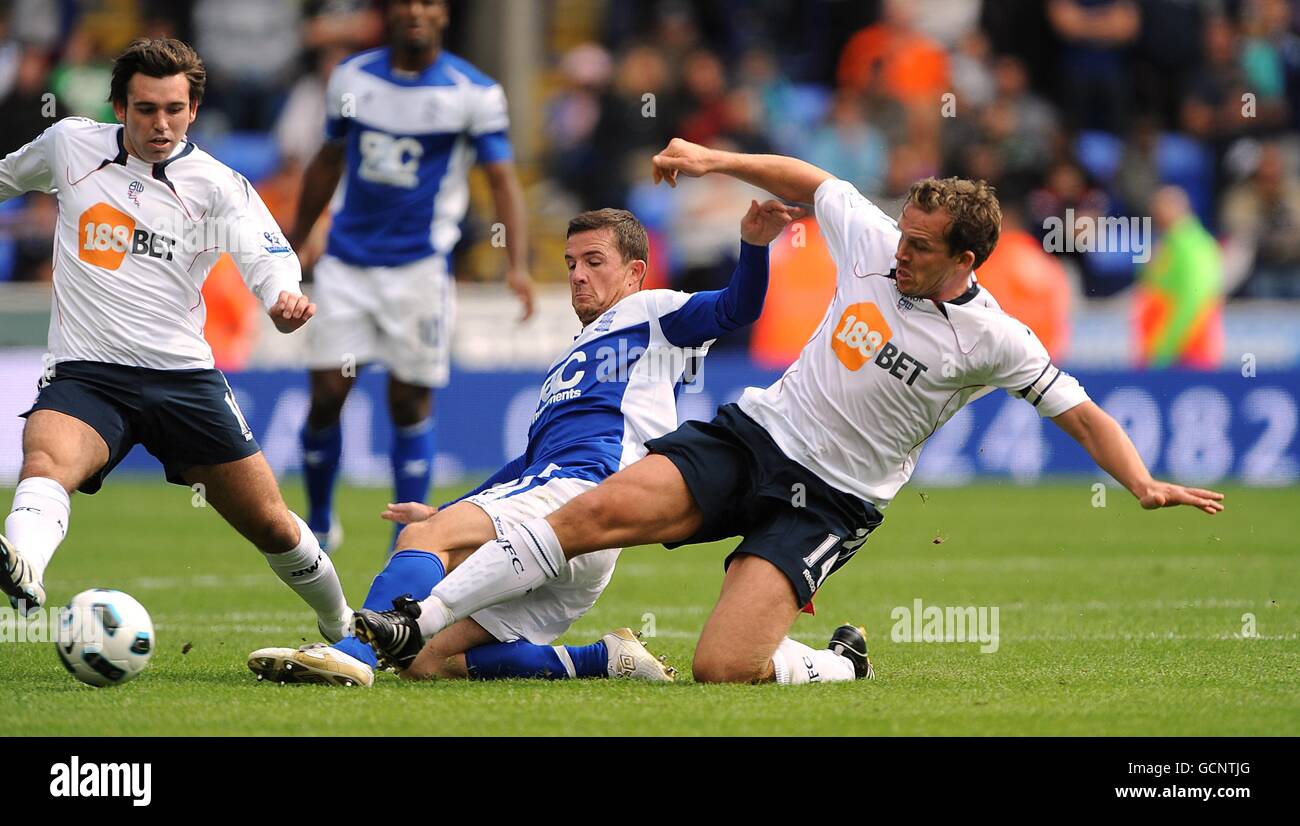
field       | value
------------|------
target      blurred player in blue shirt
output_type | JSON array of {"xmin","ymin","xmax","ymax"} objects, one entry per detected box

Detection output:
[{"xmin": 288, "ymin": 0, "xmax": 534, "ymax": 551}]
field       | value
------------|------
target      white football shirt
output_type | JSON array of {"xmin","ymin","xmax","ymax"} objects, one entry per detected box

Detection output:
[
  {"xmin": 738, "ymin": 178, "xmax": 1089, "ymax": 507},
  {"xmin": 0, "ymin": 117, "xmax": 301, "ymax": 370}
]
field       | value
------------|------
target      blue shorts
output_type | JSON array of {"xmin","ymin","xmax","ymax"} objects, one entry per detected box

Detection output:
[
  {"xmin": 645, "ymin": 404, "xmax": 884, "ymax": 607},
  {"xmin": 21, "ymin": 360, "xmax": 261, "ymax": 494}
]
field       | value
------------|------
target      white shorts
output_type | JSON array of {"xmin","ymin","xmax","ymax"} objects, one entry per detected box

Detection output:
[
  {"xmin": 465, "ymin": 475, "xmax": 620, "ymax": 645},
  {"xmin": 306, "ymin": 253, "xmax": 455, "ymax": 388}
]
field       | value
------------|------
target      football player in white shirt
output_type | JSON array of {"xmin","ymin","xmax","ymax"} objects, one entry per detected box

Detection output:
[
  {"xmin": 357, "ymin": 137, "xmax": 1223, "ymax": 686},
  {"xmin": 0, "ymin": 39, "xmax": 354, "ymax": 644}
]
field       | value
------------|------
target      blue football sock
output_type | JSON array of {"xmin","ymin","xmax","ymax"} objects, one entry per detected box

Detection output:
[
  {"xmin": 332, "ymin": 549, "xmax": 446, "ymax": 669},
  {"xmin": 391, "ymin": 417, "xmax": 435, "ymax": 548},
  {"xmin": 465, "ymin": 639, "xmax": 608, "ymax": 680},
  {"xmin": 333, "ymin": 635, "xmax": 378, "ymax": 668},
  {"xmin": 300, "ymin": 422, "xmax": 342, "ymax": 536}
]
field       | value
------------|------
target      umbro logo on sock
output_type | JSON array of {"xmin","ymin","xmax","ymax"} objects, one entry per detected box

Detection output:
[{"xmin": 13, "ymin": 507, "xmax": 41, "ymax": 515}]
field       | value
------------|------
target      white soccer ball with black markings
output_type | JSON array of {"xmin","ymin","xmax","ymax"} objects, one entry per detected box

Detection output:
[{"xmin": 55, "ymin": 589, "xmax": 155, "ymax": 687}]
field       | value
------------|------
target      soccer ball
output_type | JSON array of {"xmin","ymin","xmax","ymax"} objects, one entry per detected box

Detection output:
[{"xmin": 55, "ymin": 589, "xmax": 155, "ymax": 687}]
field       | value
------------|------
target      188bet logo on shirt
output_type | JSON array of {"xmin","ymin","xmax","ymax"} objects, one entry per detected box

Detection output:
[
  {"xmin": 79, "ymin": 202, "xmax": 175, "ymax": 269},
  {"xmin": 831, "ymin": 302, "xmax": 928, "ymax": 385}
]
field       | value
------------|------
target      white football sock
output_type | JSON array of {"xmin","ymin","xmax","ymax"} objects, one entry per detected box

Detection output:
[
  {"xmin": 262, "ymin": 513, "xmax": 350, "ymax": 629},
  {"xmin": 771, "ymin": 636, "xmax": 856, "ymax": 685},
  {"xmin": 416, "ymin": 517, "xmax": 566, "ymax": 639},
  {"xmin": 5, "ymin": 477, "xmax": 70, "ymax": 581}
]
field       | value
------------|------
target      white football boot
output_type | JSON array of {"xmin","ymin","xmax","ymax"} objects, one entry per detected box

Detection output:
[
  {"xmin": 0, "ymin": 533, "xmax": 44, "ymax": 615},
  {"xmin": 247, "ymin": 642, "xmax": 374, "ymax": 687},
  {"xmin": 603, "ymin": 628, "xmax": 676, "ymax": 681}
]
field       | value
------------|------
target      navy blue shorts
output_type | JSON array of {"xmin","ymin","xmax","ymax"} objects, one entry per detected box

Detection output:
[
  {"xmin": 645, "ymin": 403, "xmax": 883, "ymax": 607},
  {"xmin": 21, "ymin": 360, "xmax": 261, "ymax": 494}
]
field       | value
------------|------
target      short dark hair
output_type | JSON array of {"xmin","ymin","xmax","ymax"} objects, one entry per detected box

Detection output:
[
  {"xmin": 566, "ymin": 208, "xmax": 649, "ymax": 266},
  {"xmin": 904, "ymin": 177, "xmax": 1002, "ymax": 269},
  {"xmin": 109, "ymin": 38, "xmax": 206, "ymax": 107}
]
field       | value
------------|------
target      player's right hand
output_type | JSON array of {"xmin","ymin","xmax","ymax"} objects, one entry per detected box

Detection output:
[
  {"xmin": 381, "ymin": 502, "xmax": 437, "ymax": 524},
  {"xmin": 507, "ymin": 266, "xmax": 536, "ymax": 322},
  {"xmin": 652, "ymin": 138, "xmax": 716, "ymax": 187},
  {"xmin": 269, "ymin": 291, "xmax": 315, "ymax": 333}
]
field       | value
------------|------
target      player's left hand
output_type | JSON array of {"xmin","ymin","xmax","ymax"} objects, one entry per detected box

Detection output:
[
  {"xmin": 1137, "ymin": 480, "xmax": 1225, "ymax": 515},
  {"xmin": 507, "ymin": 267, "xmax": 536, "ymax": 322},
  {"xmin": 740, "ymin": 199, "xmax": 804, "ymax": 246},
  {"xmin": 269, "ymin": 291, "xmax": 315, "ymax": 333}
]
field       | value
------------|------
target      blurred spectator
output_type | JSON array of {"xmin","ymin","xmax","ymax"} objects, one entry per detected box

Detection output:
[
  {"xmin": 837, "ymin": 0, "xmax": 948, "ymax": 106},
  {"xmin": 50, "ymin": 27, "xmax": 115, "ymax": 122},
  {"xmin": 0, "ymin": 44, "xmax": 58, "ymax": 283},
  {"xmin": 1132, "ymin": 0, "xmax": 1206, "ymax": 130},
  {"xmin": 735, "ymin": 46, "xmax": 803, "ymax": 154},
  {"xmin": 676, "ymin": 49, "xmax": 731, "ymax": 147},
  {"xmin": 547, "ymin": 43, "xmax": 612, "ymax": 154},
  {"xmin": 1115, "ymin": 115, "xmax": 1162, "ymax": 216},
  {"xmin": 949, "ymin": 30, "xmax": 996, "ymax": 111},
  {"xmin": 302, "ymin": 0, "xmax": 384, "ymax": 53},
  {"xmin": 193, "ymin": 0, "xmax": 303, "ymax": 132},
  {"xmin": 1183, "ymin": 14, "xmax": 1288, "ymax": 145},
  {"xmin": 1029, "ymin": 162, "xmax": 1111, "ymax": 253},
  {"xmin": 1220, "ymin": 141, "xmax": 1300, "ymax": 297},
  {"xmin": 1134, "ymin": 186, "xmax": 1223, "ymax": 368},
  {"xmin": 0, "ymin": 46, "xmax": 58, "ymax": 157},
  {"xmin": 984, "ymin": 55, "xmax": 1059, "ymax": 180},
  {"xmin": 837, "ymin": 0, "xmax": 948, "ymax": 175},
  {"xmin": 805, "ymin": 91, "xmax": 886, "ymax": 196},
  {"xmin": 1047, "ymin": 0, "xmax": 1139, "ymax": 133},
  {"xmin": 8, "ymin": 0, "xmax": 61, "ymax": 50},
  {"xmin": 874, "ymin": 143, "xmax": 940, "ymax": 218},
  {"xmin": 976, "ymin": 201, "xmax": 1073, "ymax": 361},
  {"xmin": 910, "ymin": 0, "xmax": 982, "ymax": 49},
  {"xmin": 274, "ymin": 45, "xmax": 349, "ymax": 171},
  {"xmin": 576, "ymin": 43, "xmax": 679, "ymax": 209}
]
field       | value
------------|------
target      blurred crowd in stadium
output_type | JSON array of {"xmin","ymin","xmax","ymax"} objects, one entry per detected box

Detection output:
[{"xmin": 1, "ymin": 0, "xmax": 1298, "ymax": 370}]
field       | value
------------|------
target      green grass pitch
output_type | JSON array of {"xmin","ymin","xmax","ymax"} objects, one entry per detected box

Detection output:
[{"xmin": 1, "ymin": 478, "xmax": 1296, "ymax": 736}]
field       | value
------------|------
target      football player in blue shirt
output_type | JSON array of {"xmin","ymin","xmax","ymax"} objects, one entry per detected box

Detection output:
[
  {"xmin": 249, "ymin": 199, "xmax": 800, "ymax": 686},
  {"xmin": 289, "ymin": 0, "xmax": 534, "ymax": 551}
]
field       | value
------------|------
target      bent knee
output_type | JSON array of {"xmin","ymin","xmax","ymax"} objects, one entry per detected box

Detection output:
[
  {"xmin": 20, "ymin": 448, "xmax": 59, "ymax": 479},
  {"xmin": 575, "ymin": 486, "xmax": 632, "ymax": 531},
  {"xmin": 395, "ymin": 520, "xmax": 439, "ymax": 552},
  {"xmin": 691, "ymin": 652, "xmax": 768, "ymax": 684},
  {"xmin": 20, "ymin": 451, "xmax": 84, "ymax": 492},
  {"xmin": 251, "ymin": 513, "xmax": 303, "ymax": 553}
]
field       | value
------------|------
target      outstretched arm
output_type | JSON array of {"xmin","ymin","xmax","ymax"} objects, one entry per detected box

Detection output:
[
  {"xmin": 288, "ymin": 141, "xmax": 345, "ymax": 252},
  {"xmin": 652, "ymin": 138, "xmax": 832, "ymax": 205},
  {"xmin": 659, "ymin": 199, "xmax": 798, "ymax": 347},
  {"xmin": 1052, "ymin": 401, "xmax": 1225, "ymax": 514},
  {"xmin": 482, "ymin": 160, "xmax": 535, "ymax": 322}
]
